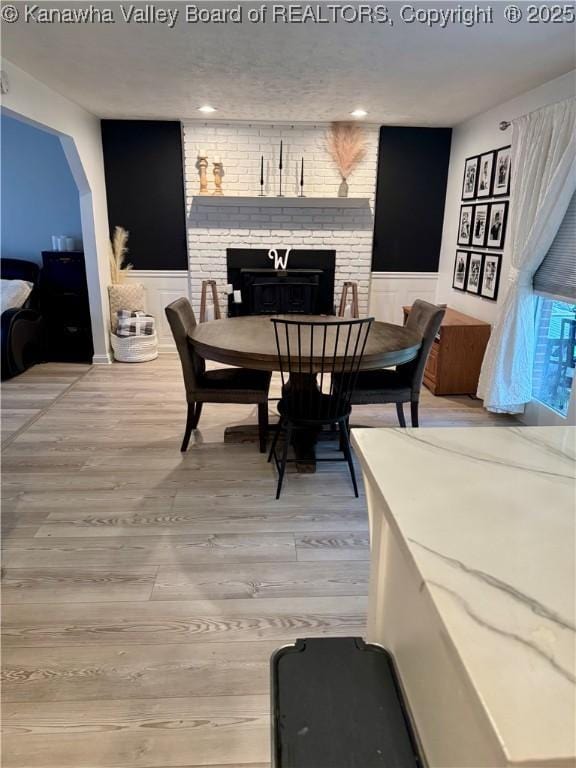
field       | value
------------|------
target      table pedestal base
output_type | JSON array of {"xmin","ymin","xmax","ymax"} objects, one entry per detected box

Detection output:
[{"xmin": 223, "ymin": 423, "xmax": 339, "ymax": 473}]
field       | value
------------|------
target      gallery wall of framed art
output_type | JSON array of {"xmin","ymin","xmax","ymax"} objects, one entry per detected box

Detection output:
[{"xmin": 454, "ymin": 145, "xmax": 510, "ymax": 301}]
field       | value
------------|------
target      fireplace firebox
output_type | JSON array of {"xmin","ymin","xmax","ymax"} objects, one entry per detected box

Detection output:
[{"xmin": 226, "ymin": 249, "xmax": 335, "ymax": 316}]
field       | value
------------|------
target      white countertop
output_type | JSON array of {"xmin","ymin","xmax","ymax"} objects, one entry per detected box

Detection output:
[{"xmin": 351, "ymin": 426, "xmax": 575, "ymax": 767}]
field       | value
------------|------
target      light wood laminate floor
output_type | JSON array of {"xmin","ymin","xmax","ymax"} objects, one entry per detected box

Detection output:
[{"xmin": 1, "ymin": 358, "xmax": 515, "ymax": 768}]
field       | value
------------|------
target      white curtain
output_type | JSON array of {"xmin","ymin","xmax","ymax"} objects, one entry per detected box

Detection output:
[{"xmin": 477, "ymin": 98, "xmax": 576, "ymax": 414}]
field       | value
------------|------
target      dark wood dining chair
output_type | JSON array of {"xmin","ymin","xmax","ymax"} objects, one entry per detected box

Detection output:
[
  {"xmin": 165, "ymin": 298, "xmax": 272, "ymax": 453},
  {"xmin": 349, "ymin": 300, "xmax": 445, "ymax": 427},
  {"xmin": 268, "ymin": 316, "xmax": 373, "ymax": 499}
]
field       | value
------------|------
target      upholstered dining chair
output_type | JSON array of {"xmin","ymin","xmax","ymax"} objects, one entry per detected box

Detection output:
[
  {"xmin": 165, "ymin": 298, "xmax": 272, "ymax": 453},
  {"xmin": 349, "ymin": 300, "xmax": 445, "ymax": 427}
]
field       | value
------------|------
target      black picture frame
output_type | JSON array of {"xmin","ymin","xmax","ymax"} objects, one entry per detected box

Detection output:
[
  {"xmin": 471, "ymin": 204, "xmax": 489, "ymax": 247},
  {"xmin": 476, "ymin": 151, "xmax": 495, "ymax": 199},
  {"xmin": 486, "ymin": 201, "xmax": 508, "ymax": 250},
  {"xmin": 458, "ymin": 205, "xmax": 474, "ymax": 246},
  {"xmin": 492, "ymin": 145, "xmax": 511, "ymax": 197},
  {"xmin": 462, "ymin": 155, "xmax": 479, "ymax": 201},
  {"xmin": 453, "ymin": 251, "xmax": 469, "ymax": 291},
  {"xmin": 480, "ymin": 253, "xmax": 502, "ymax": 301},
  {"xmin": 466, "ymin": 253, "xmax": 483, "ymax": 294}
]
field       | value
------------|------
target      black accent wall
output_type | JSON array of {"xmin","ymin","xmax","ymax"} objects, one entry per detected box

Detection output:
[
  {"xmin": 101, "ymin": 120, "xmax": 188, "ymax": 270},
  {"xmin": 372, "ymin": 126, "xmax": 452, "ymax": 272}
]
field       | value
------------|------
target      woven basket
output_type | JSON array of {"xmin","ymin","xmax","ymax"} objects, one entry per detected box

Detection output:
[
  {"xmin": 111, "ymin": 332, "xmax": 158, "ymax": 363},
  {"xmin": 108, "ymin": 283, "xmax": 145, "ymax": 331}
]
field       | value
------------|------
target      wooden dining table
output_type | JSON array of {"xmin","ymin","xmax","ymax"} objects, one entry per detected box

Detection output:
[{"xmin": 188, "ymin": 315, "xmax": 422, "ymax": 469}]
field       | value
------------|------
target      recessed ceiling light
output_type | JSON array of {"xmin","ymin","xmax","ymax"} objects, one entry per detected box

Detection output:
[
  {"xmin": 198, "ymin": 105, "xmax": 216, "ymax": 114},
  {"xmin": 350, "ymin": 109, "xmax": 368, "ymax": 119}
]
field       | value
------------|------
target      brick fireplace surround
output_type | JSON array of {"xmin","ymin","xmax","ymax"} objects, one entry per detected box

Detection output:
[{"xmin": 183, "ymin": 122, "xmax": 379, "ymax": 316}]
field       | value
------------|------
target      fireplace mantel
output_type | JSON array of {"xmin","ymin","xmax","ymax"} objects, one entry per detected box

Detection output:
[{"xmin": 192, "ymin": 196, "xmax": 370, "ymax": 208}]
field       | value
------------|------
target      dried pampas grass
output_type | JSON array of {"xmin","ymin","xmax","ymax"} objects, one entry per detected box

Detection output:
[
  {"xmin": 326, "ymin": 122, "xmax": 366, "ymax": 181},
  {"xmin": 109, "ymin": 226, "xmax": 132, "ymax": 284}
]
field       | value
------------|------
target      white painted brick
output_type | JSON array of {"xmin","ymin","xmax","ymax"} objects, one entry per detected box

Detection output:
[{"xmin": 182, "ymin": 121, "xmax": 378, "ymax": 315}]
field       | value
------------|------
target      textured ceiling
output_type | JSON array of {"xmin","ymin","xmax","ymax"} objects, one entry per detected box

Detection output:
[{"xmin": 2, "ymin": 1, "xmax": 575, "ymax": 124}]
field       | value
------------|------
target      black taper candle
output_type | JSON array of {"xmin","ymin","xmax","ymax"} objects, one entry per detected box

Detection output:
[
  {"xmin": 278, "ymin": 140, "xmax": 283, "ymax": 197},
  {"xmin": 300, "ymin": 157, "xmax": 304, "ymax": 196},
  {"xmin": 260, "ymin": 155, "xmax": 264, "ymax": 195}
]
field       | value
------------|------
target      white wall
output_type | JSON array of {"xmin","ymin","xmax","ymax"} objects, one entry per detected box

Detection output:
[
  {"xmin": 436, "ymin": 70, "xmax": 576, "ymax": 324},
  {"xmin": 1, "ymin": 59, "xmax": 111, "ymax": 363},
  {"xmin": 182, "ymin": 122, "xmax": 378, "ymax": 316}
]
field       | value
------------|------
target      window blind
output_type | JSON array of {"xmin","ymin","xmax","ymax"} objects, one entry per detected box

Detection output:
[{"xmin": 533, "ymin": 192, "xmax": 576, "ymax": 300}]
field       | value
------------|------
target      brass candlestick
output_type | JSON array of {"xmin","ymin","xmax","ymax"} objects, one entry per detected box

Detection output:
[
  {"xmin": 198, "ymin": 155, "xmax": 209, "ymax": 195},
  {"xmin": 212, "ymin": 162, "xmax": 224, "ymax": 196}
]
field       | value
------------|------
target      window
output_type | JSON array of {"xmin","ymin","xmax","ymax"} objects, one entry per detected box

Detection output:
[
  {"xmin": 532, "ymin": 191, "xmax": 575, "ymax": 417},
  {"xmin": 532, "ymin": 298, "xmax": 576, "ymax": 417}
]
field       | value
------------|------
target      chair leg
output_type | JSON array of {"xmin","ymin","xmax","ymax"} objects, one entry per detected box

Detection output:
[
  {"xmin": 191, "ymin": 402, "xmax": 203, "ymax": 429},
  {"xmin": 410, "ymin": 400, "xmax": 419, "ymax": 428},
  {"xmin": 339, "ymin": 418, "xmax": 359, "ymax": 498},
  {"xmin": 268, "ymin": 418, "xmax": 283, "ymax": 463},
  {"xmin": 396, "ymin": 402, "xmax": 407, "ymax": 428},
  {"xmin": 258, "ymin": 402, "xmax": 268, "ymax": 454},
  {"xmin": 181, "ymin": 403, "xmax": 195, "ymax": 452},
  {"xmin": 275, "ymin": 422, "xmax": 293, "ymax": 500}
]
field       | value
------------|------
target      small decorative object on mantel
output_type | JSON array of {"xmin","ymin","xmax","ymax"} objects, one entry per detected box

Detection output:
[
  {"xmin": 278, "ymin": 140, "xmax": 284, "ymax": 197},
  {"xmin": 107, "ymin": 226, "xmax": 145, "ymax": 333},
  {"xmin": 299, "ymin": 158, "xmax": 305, "ymax": 197},
  {"xmin": 197, "ymin": 149, "xmax": 209, "ymax": 195},
  {"xmin": 259, "ymin": 155, "xmax": 265, "ymax": 196},
  {"xmin": 212, "ymin": 158, "xmax": 224, "ymax": 196},
  {"xmin": 327, "ymin": 122, "xmax": 366, "ymax": 198}
]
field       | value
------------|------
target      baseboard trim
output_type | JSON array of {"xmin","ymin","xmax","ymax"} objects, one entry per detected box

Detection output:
[{"xmin": 92, "ymin": 353, "xmax": 113, "ymax": 365}]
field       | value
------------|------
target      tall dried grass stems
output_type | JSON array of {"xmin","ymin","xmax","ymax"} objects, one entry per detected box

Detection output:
[
  {"xmin": 109, "ymin": 226, "xmax": 132, "ymax": 284},
  {"xmin": 326, "ymin": 122, "xmax": 366, "ymax": 181}
]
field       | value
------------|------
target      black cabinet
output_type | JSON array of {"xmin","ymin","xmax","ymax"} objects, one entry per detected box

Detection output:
[
  {"xmin": 40, "ymin": 251, "xmax": 93, "ymax": 362},
  {"xmin": 372, "ymin": 126, "xmax": 452, "ymax": 272}
]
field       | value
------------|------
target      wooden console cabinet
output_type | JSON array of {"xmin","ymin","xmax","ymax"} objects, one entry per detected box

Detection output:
[{"xmin": 403, "ymin": 306, "xmax": 491, "ymax": 395}]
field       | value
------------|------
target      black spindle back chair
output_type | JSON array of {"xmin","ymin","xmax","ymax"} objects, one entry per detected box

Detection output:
[{"xmin": 268, "ymin": 316, "xmax": 373, "ymax": 499}]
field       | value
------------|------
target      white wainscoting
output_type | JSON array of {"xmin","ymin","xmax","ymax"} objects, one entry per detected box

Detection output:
[
  {"xmin": 369, "ymin": 272, "xmax": 439, "ymax": 324},
  {"xmin": 124, "ymin": 270, "xmax": 189, "ymax": 352}
]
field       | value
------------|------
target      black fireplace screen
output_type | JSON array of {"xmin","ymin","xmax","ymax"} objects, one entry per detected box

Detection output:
[{"xmin": 226, "ymin": 249, "xmax": 336, "ymax": 317}]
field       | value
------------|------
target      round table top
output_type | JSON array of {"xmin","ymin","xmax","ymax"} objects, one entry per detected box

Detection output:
[{"xmin": 188, "ymin": 315, "xmax": 421, "ymax": 372}]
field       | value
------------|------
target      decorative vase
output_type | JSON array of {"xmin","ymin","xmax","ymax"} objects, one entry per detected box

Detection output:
[
  {"xmin": 338, "ymin": 178, "xmax": 349, "ymax": 198},
  {"xmin": 108, "ymin": 283, "xmax": 145, "ymax": 332}
]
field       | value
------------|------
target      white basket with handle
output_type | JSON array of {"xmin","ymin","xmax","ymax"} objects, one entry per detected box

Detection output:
[{"xmin": 110, "ymin": 331, "xmax": 158, "ymax": 363}]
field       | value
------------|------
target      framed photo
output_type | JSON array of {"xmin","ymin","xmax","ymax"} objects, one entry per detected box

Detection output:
[
  {"xmin": 453, "ymin": 251, "xmax": 469, "ymax": 291},
  {"xmin": 458, "ymin": 205, "xmax": 474, "ymax": 245},
  {"xmin": 471, "ymin": 204, "xmax": 489, "ymax": 247},
  {"xmin": 476, "ymin": 152, "xmax": 495, "ymax": 198},
  {"xmin": 480, "ymin": 253, "xmax": 501, "ymax": 301},
  {"xmin": 486, "ymin": 201, "xmax": 508, "ymax": 249},
  {"xmin": 466, "ymin": 253, "xmax": 483, "ymax": 294},
  {"xmin": 462, "ymin": 156, "xmax": 479, "ymax": 201},
  {"xmin": 493, "ymin": 145, "xmax": 511, "ymax": 197}
]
